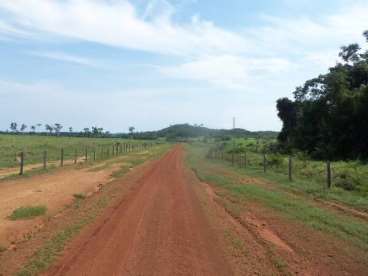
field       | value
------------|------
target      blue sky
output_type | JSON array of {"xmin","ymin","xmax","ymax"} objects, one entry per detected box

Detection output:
[{"xmin": 0, "ymin": 0, "xmax": 367, "ymax": 132}]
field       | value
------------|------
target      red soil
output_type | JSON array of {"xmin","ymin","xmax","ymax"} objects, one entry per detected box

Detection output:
[
  {"xmin": 41, "ymin": 145, "xmax": 368, "ymax": 276},
  {"xmin": 46, "ymin": 145, "xmax": 232, "ymax": 276}
]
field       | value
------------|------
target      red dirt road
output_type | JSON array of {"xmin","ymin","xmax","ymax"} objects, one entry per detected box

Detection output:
[{"xmin": 47, "ymin": 145, "xmax": 231, "ymax": 276}]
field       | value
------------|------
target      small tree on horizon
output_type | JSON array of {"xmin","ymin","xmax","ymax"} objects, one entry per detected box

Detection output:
[
  {"xmin": 54, "ymin": 123, "xmax": 63, "ymax": 135},
  {"xmin": 45, "ymin": 124, "xmax": 53, "ymax": 134},
  {"xmin": 83, "ymin": 128, "xmax": 90, "ymax": 137},
  {"xmin": 20, "ymin": 124, "xmax": 27, "ymax": 132},
  {"xmin": 129, "ymin": 126, "xmax": 135, "ymax": 138},
  {"xmin": 10, "ymin": 122, "xmax": 17, "ymax": 132}
]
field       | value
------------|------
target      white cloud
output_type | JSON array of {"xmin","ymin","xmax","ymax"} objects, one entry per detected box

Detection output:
[
  {"xmin": 250, "ymin": 3, "xmax": 368, "ymax": 56},
  {"xmin": 27, "ymin": 51, "xmax": 99, "ymax": 67},
  {"xmin": 205, "ymin": 2, "xmax": 368, "ymax": 90},
  {"xmin": 0, "ymin": 0, "xmax": 367, "ymax": 92},
  {"xmin": 0, "ymin": 0, "xmax": 249, "ymax": 57},
  {"xmin": 0, "ymin": 19, "xmax": 31, "ymax": 38},
  {"xmin": 160, "ymin": 55, "xmax": 293, "ymax": 89}
]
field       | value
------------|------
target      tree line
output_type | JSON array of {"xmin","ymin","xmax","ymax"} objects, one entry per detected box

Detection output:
[
  {"xmin": 277, "ymin": 30, "xmax": 368, "ymax": 160},
  {"xmin": 7, "ymin": 122, "xmax": 108, "ymax": 136}
]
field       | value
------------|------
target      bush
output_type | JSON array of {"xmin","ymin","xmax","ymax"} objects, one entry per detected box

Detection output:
[
  {"xmin": 334, "ymin": 172, "xmax": 357, "ymax": 191},
  {"xmin": 267, "ymin": 154, "xmax": 284, "ymax": 167}
]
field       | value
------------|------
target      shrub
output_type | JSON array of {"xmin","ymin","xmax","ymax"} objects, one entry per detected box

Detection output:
[
  {"xmin": 334, "ymin": 170, "xmax": 361, "ymax": 191},
  {"xmin": 267, "ymin": 154, "xmax": 284, "ymax": 167}
]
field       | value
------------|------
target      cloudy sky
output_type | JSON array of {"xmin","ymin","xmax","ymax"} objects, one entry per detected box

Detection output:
[{"xmin": 0, "ymin": 0, "xmax": 367, "ymax": 132}]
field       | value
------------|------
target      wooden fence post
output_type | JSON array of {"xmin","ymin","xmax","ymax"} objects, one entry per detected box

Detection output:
[
  {"xmin": 43, "ymin": 150, "xmax": 47, "ymax": 169},
  {"xmin": 60, "ymin": 148, "xmax": 64, "ymax": 167},
  {"xmin": 231, "ymin": 153, "xmax": 234, "ymax": 166},
  {"xmin": 85, "ymin": 148, "xmax": 88, "ymax": 162},
  {"xmin": 263, "ymin": 153, "xmax": 267, "ymax": 173},
  {"xmin": 93, "ymin": 150, "xmax": 96, "ymax": 161},
  {"xmin": 74, "ymin": 149, "xmax": 77, "ymax": 164},
  {"xmin": 326, "ymin": 161, "xmax": 332, "ymax": 189},
  {"xmin": 19, "ymin": 152, "xmax": 24, "ymax": 175},
  {"xmin": 244, "ymin": 152, "xmax": 247, "ymax": 168},
  {"xmin": 238, "ymin": 154, "xmax": 242, "ymax": 168},
  {"xmin": 288, "ymin": 156, "xmax": 292, "ymax": 181}
]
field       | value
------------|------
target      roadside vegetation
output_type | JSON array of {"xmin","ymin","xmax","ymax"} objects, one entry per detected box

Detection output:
[
  {"xmin": 276, "ymin": 31, "xmax": 368, "ymax": 160},
  {"xmin": 217, "ymin": 137, "xmax": 368, "ymax": 210},
  {"xmin": 187, "ymin": 143, "xmax": 368, "ymax": 251},
  {"xmin": 9, "ymin": 206, "xmax": 47, "ymax": 221}
]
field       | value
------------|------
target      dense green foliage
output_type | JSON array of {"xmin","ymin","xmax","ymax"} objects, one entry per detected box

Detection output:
[{"xmin": 277, "ymin": 31, "xmax": 368, "ymax": 160}]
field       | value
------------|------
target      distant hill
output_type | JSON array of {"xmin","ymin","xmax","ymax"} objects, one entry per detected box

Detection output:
[
  {"xmin": 1, "ymin": 123, "xmax": 278, "ymax": 140},
  {"xmin": 130, "ymin": 124, "xmax": 278, "ymax": 140}
]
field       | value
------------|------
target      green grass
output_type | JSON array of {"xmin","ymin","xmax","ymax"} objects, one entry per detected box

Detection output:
[
  {"xmin": 208, "ymin": 138, "xmax": 368, "ymax": 211},
  {"xmin": 9, "ymin": 206, "xmax": 47, "ymax": 220},
  {"xmin": 219, "ymin": 138, "xmax": 368, "ymax": 198},
  {"xmin": 0, "ymin": 134, "xmax": 151, "ymax": 169},
  {"xmin": 229, "ymin": 163, "xmax": 368, "ymax": 212},
  {"xmin": 17, "ymin": 198, "xmax": 108, "ymax": 276},
  {"xmin": 187, "ymin": 144, "xmax": 368, "ymax": 250}
]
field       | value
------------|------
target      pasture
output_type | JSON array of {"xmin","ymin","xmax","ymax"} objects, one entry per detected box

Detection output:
[{"xmin": 0, "ymin": 134, "xmax": 146, "ymax": 169}]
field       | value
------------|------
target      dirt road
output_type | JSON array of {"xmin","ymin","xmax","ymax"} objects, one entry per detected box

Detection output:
[{"xmin": 47, "ymin": 145, "xmax": 231, "ymax": 276}]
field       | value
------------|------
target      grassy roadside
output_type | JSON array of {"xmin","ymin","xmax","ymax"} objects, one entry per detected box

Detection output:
[
  {"xmin": 186, "ymin": 143, "xmax": 368, "ymax": 251},
  {"xmin": 4, "ymin": 144, "xmax": 171, "ymax": 276},
  {"xmin": 219, "ymin": 138, "xmax": 368, "ymax": 210}
]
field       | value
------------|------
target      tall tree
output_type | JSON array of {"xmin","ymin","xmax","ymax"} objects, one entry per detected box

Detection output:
[{"xmin": 276, "ymin": 30, "xmax": 368, "ymax": 160}]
